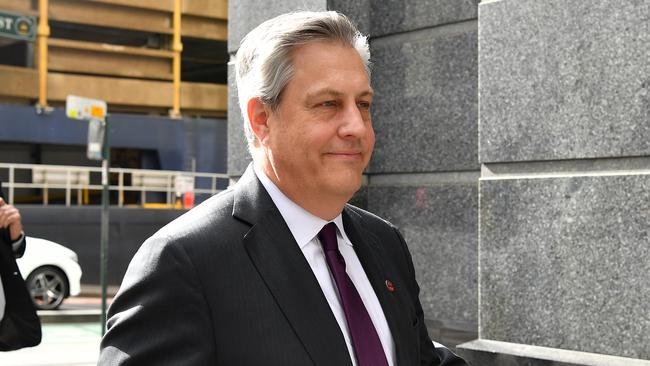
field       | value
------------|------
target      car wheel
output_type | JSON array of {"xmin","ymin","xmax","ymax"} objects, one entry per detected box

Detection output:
[{"xmin": 25, "ymin": 266, "xmax": 69, "ymax": 310}]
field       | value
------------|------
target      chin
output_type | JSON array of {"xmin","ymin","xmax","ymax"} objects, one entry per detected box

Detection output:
[{"xmin": 330, "ymin": 176, "xmax": 363, "ymax": 198}]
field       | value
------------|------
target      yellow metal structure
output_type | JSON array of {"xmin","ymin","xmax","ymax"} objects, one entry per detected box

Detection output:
[
  {"xmin": 171, "ymin": 0, "xmax": 183, "ymax": 117},
  {"xmin": 143, "ymin": 202, "xmax": 183, "ymax": 210},
  {"xmin": 37, "ymin": 0, "xmax": 50, "ymax": 108}
]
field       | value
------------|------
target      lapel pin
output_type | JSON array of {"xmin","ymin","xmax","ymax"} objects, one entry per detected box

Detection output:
[{"xmin": 385, "ymin": 279, "xmax": 395, "ymax": 293}]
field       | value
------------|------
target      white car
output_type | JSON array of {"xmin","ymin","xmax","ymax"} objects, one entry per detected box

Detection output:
[{"xmin": 16, "ymin": 236, "xmax": 82, "ymax": 310}]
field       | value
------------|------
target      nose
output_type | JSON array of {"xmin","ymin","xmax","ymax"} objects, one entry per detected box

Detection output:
[{"xmin": 338, "ymin": 102, "xmax": 370, "ymax": 138}]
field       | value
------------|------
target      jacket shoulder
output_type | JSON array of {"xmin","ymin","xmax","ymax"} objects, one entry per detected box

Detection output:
[
  {"xmin": 143, "ymin": 188, "xmax": 247, "ymax": 255},
  {"xmin": 345, "ymin": 204, "xmax": 398, "ymax": 232}
]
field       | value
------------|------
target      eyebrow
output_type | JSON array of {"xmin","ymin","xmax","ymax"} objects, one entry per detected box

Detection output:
[{"xmin": 306, "ymin": 88, "xmax": 374, "ymax": 101}]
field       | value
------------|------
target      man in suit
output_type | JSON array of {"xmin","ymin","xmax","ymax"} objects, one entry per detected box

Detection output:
[
  {"xmin": 0, "ymin": 181, "xmax": 42, "ymax": 351},
  {"xmin": 100, "ymin": 11, "xmax": 467, "ymax": 366}
]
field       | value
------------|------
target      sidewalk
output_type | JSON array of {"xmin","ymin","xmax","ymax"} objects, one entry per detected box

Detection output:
[
  {"xmin": 0, "ymin": 292, "xmax": 114, "ymax": 365},
  {"xmin": 39, "ymin": 294, "xmax": 113, "ymax": 324},
  {"xmin": 0, "ymin": 323, "xmax": 101, "ymax": 366}
]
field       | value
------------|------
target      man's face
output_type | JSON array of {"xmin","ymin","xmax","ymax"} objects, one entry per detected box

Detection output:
[{"xmin": 262, "ymin": 41, "xmax": 375, "ymax": 209}]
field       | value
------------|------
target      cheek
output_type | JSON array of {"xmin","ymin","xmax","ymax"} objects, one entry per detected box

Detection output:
[
  {"xmin": 367, "ymin": 125, "xmax": 376, "ymax": 147},
  {"xmin": 306, "ymin": 126, "xmax": 336, "ymax": 150}
]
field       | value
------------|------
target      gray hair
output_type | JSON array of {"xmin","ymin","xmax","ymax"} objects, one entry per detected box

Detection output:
[{"xmin": 235, "ymin": 11, "xmax": 371, "ymax": 150}]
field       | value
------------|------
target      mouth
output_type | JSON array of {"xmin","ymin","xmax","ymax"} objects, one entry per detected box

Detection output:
[
  {"xmin": 324, "ymin": 151, "xmax": 364, "ymax": 160},
  {"xmin": 325, "ymin": 151, "xmax": 363, "ymax": 156}
]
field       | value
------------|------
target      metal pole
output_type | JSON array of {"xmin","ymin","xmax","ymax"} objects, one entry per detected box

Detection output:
[
  {"xmin": 118, "ymin": 171, "xmax": 124, "ymax": 207},
  {"xmin": 65, "ymin": 170, "xmax": 71, "ymax": 207},
  {"xmin": 8, "ymin": 166, "xmax": 14, "ymax": 204},
  {"xmin": 170, "ymin": 0, "xmax": 182, "ymax": 117},
  {"xmin": 37, "ymin": 0, "xmax": 50, "ymax": 108},
  {"xmin": 100, "ymin": 116, "xmax": 111, "ymax": 335}
]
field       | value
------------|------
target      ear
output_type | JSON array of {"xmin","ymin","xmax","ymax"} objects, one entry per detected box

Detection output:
[{"xmin": 247, "ymin": 97, "xmax": 272, "ymax": 146}]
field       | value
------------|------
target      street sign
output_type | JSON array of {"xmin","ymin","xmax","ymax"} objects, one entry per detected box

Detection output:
[
  {"xmin": 66, "ymin": 95, "xmax": 108, "ymax": 160},
  {"xmin": 86, "ymin": 118, "xmax": 105, "ymax": 160},
  {"xmin": 0, "ymin": 10, "xmax": 36, "ymax": 41},
  {"xmin": 64, "ymin": 95, "xmax": 111, "ymax": 335},
  {"xmin": 66, "ymin": 95, "xmax": 107, "ymax": 121}
]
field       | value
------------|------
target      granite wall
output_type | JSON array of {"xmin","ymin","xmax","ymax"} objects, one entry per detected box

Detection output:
[
  {"xmin": 365, "ymin": 0, "xmax": 479, "ymax": 346},
  {"xmin": 459, "ymin": 0, "xmax": 650, "ymax": 364},
  {"xmin": 227, "ymin": 0, "xmax": 480, "ymax": 348}
]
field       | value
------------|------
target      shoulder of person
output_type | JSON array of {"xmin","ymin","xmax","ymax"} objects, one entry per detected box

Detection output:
[
  {"xmin": 140, "ymin": 188, "xmax": 246, "ymax": 254},
  {"xmin": 344, "ymin": 203, "xmax": 398, "ymax": 233}
]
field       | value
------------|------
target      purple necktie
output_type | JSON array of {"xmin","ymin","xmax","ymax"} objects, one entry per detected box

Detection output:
[{"xmin": 318, "ymin": 223, "xmax": 389, "ymax": 366}]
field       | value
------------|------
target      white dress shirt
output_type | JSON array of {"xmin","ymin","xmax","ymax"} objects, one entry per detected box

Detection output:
[{"xmin": 254, "ymin": 164, "xmax": 395, "ymax": 366}]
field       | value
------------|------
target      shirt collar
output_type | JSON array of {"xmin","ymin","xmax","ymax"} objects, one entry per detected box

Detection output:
[{"xmin": 253, "ymin": 163, "xmax": 352, "ymax": 249}]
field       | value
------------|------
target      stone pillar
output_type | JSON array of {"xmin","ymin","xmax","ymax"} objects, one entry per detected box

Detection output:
[
  {"xmin": 458, "ymin": 0, "xmax": 650, "ymax": 364},
  {"xmin": 365, "ymin": 0, "xmax": 480, "ymax": 347}
]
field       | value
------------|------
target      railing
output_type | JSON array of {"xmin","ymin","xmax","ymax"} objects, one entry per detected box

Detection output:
[{"xmin": 0, "ymin": 162, "xmax": 230, "ymax": 208}]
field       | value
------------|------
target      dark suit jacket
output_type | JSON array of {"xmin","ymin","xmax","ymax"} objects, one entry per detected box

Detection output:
[
  {"xmin": 0, "ymin": 182, "xmax": 42, "ymax": 351},
  {"xmin": 99, "ymin": 165, "xmax": 466, "ymax": 365}
]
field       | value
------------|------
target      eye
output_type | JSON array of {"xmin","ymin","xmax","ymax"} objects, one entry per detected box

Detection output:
[
  {"xmin": 320, "ymin": 100, "xmax": 337, "ymax": 107},
  {"xmin": 357, "ymin": 101, "xmax": 371, "ymax": 109}
]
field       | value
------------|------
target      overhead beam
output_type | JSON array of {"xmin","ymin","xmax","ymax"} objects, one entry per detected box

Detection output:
[
  {"xmin": 49, "ymin": 0, "xmax": 173, "ymax": 35},
  {"xmin": 45, "ymin": 0, "xmax": 227, "ymax": 41},
  {"xmin": 182, "ymin": 15, "xmax": 227, "ymax": 41},
  {"xmin": 48, "ymin": 39, "xmax": 174, "ymax": 80},
  {"xmin": 0, "ymin": 65, "xmax": 38, "ymax": 100},
  {"xmin": 48, "ymin": 38, "xmax": 174, "ymax": 58},
  {"xmin": 88, "ymin": 0, "xmax": 174, "ymax": 12},
  {"xmin": 181, "ymin": 82, "xmax": 227, "ymax": 112},
  {"xmin": 0, "ymin": 0, "xmax": 34, "ymax": 14},
  {"xmin": 89, "ymin": 0, "xmax": 229, "ymax": 19},
  {"xmin": 183, "ymin": 0, "xmax": 228, "ymax": 20},
  {"xmin": 0, "ymin": 66, "xmax": 227, "ymax": 114},
  {"xmin": 47, "ymin": 72, "xmax": 173, "ymax": 107}
]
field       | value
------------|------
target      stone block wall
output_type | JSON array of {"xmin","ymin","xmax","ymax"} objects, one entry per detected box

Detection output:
[
  {"xmin": 480, "ymin": 174, "xmax": 650, "ymax": 358},
  {"xmin": 365, "ymin": 0, "xmax": 480, "ymax": 346},
  {"xmin": 459, "ymin": 0, "xmax": 650, "ymax": 364}
]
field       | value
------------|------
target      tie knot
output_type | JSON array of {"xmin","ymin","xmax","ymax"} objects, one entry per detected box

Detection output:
[{"xmin": 318, "ymin": 222, "xmax": 338, "ymax": 252}]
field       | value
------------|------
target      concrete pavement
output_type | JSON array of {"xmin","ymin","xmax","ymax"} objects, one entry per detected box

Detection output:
[
  {"xmin": 39, "ymin": 295, "xmax": 112, "ymax": 324},
  {"xmin": 0, "ymin": 322, "xmax": 101, "ymax": 366},
  {"xmin": 0, "ymin": 294, "xmax": 113, "ymax": 365}
]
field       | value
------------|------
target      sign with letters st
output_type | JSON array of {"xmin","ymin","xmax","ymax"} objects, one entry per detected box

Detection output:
[{"xmin": 0, "ymin": 10, "xmax": 36, "ymax": 42}]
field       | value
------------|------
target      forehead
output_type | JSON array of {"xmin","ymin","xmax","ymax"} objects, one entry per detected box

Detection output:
[{"xmin": 286, "ymin": 41, "xmax": 370, "ymax": 95}]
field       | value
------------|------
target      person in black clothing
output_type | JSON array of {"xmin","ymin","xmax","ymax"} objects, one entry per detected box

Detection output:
[{"xmin": 0, "ymin": 181, "xmax": 41, "ymax": 351}]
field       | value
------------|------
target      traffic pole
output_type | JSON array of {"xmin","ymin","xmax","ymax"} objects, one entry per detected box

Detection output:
[{"xmin": 100, "ymin": 115, "xmax": 110, "ymax": 336}]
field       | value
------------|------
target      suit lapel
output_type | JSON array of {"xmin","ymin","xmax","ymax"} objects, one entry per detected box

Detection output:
[
  {"xmin": 343, "ymin": 207, "xmax": 417, "ymax": 366},
  {"xmin": 233, "ymin": 165, "xmax": 353, "ymax": 366}
]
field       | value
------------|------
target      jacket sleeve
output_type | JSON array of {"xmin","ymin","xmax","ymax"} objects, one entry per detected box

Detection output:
[
  {"xmin": 11, "ymin": 233, "xmax": 26, "ymax": 258},
  {"xmin": 392, "ymin": 227, "xmax": 468, "ymax": 366},
  {"xmin": 98, "ymin": 235, "xmax": 216, "ymax": 365},
  {"xmin": 0, "ymin": 239, "xmax": 42, "ymax": 351}
]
